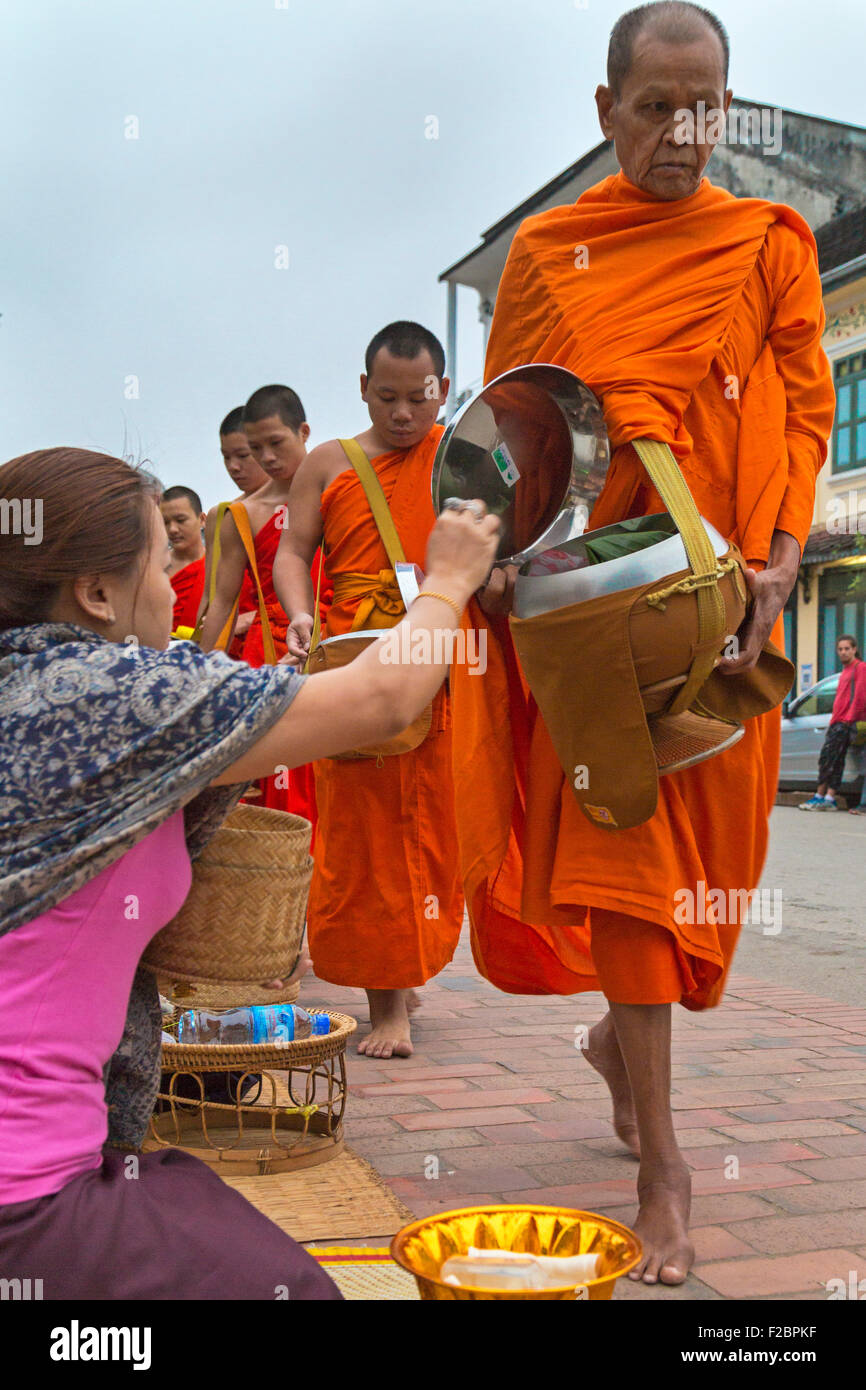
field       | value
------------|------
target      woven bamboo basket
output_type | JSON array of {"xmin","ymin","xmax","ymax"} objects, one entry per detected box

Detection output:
[{"xmin": 141, "ymin": 803, "xmax": 312, "ymax": 1007}]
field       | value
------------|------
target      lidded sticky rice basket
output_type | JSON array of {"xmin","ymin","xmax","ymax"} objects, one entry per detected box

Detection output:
[{"xmin": 141, "ymin": 803, "xmax": 312, "ymax": 1007}]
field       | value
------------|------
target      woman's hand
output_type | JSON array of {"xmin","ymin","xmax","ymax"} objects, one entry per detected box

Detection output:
[
  {"xmin": 286, "ymin": 613, "xmax": 315, "ymax": 663},
  {"xmin": 424, "ymin": 501, "xmax": 500, "ymax": 600},
  {"xmin": 234, "ymin": 610, "xmax": 256, "ymax": 638}
]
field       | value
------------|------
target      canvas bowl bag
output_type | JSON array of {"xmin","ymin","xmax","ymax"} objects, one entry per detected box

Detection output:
[
  {"xmin": 305, "ymin": 629, "xmax": 432, "ymax": 759},
  {"xmin": 432, "ymin": 364, "xmax": 793, "ymax": 831}
]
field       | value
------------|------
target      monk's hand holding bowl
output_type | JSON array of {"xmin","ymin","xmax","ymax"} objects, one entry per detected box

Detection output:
[
  {"xmin": 718, "ymin": 531, "xmax": 801, "ymax": 674},
  {"xmin": 426, "ymin": 500, "xmax": 501, "ymax": 605},
  {"xmin": 476, "ymin": 563, "xmax": 519, "ymax": 617},
  {"xmin": 286, "ymin": 613, "xmax": 315, "ymax": 662}
]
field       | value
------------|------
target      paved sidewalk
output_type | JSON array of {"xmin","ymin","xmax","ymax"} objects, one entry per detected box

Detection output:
[{"xmin": 299, "ymin": 936, "xmax": 866, "ymax": 1300}]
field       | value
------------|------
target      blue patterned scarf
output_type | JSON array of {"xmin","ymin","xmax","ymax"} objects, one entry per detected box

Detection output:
[{"xmin": 0, "ymin": 623, "xmax": 305, "ymax": 1144}]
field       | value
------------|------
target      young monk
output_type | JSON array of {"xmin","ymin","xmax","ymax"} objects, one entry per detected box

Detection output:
[
  {"xmin": 160, "ymin": 486, "xmax": 206, "ymax": 633},
  {"xmin": 197, "ymin": 408, "xmax": 269, "ymax": 657},
  {"xmin": 448, "ymin": 2, "xmax": 835, "ymax": 1285},
  {"xmin": 199, "ymin": 386, "xmax": 330, "ymax": 825},
  {"xmin": 0, "ymin": 445, "xmax": 496, "ymax": 1299},
  {"xmin": 274, "ymin": 322, "xmax": 465, "ymax": 1060},
  {"xmin": 219, "ymin": 407, "xmax": 269, "ymax": 498}
]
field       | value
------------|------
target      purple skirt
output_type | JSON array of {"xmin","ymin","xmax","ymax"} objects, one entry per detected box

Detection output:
[{"xmin": 0, "ymin": 1148, "xmax": 341, "ymax": 1300}]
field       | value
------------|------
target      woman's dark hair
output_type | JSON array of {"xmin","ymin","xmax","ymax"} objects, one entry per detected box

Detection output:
[{"xmin": 0, "ymin": 448, "xmax": 162, "ymax": 631}]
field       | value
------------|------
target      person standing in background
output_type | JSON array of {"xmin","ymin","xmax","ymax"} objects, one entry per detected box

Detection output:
[
  {"xmin": 800, "ymin": 635, "xmax": 866, "ymax": 810},
  {"xmin": 198, "ymin": 385, "xmax": 331, "ymax": 830},
  {"xmin": 160, "ymin": 486, "xmax": 206, "ymax": 634},
  {"xmin": 197, "ymin": 408, "xmax": 270, "ymax": 657},
  {"xmin": 275, "ymin": 323, "xmax": 464, "ymax": 1060}
]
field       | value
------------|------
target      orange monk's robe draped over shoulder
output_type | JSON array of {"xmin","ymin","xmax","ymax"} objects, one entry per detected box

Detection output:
[
  {"xmin": 170, "ymin": 555, "xmax": 205, "ymax": 631},
  {"xmin": 239, "ymin": 512, "xmax": 332, "ymax": 833},
  {"xmin": 450, "ymin": 171, "xmax": 835, "ymax": 1009},
  {"xmin": 307, "ymin": 425, "xmax": 465, "ymax": 989}
]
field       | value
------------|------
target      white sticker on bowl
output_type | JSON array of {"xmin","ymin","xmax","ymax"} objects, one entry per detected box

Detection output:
[{"xmin": 492, "ymin": 443, "xmax": 520, "ymax": 487}]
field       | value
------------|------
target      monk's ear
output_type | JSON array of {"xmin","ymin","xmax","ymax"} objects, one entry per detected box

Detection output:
[
  {"xmin": 595, "ymin": 84, "xmax": 615, "ymax": 139},
  {"xmin": 298, "ymin": 422, "xmax": 311, "ymax": 444},
  {"xmin": 722, "ymin": 89, "xmax": 733, "ymax": 115},
  {"xmin": 439, "ymin": 376, "xmax": 450, "ymax": 404},
  {"xmin": 359, "ymin": 373, "xmax": 369, "ymax": 400}
]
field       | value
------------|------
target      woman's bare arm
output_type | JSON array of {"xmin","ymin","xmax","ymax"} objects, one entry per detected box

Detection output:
[{"xmin": 212, "ymin": 506, "xmax": 498, "ymax": 783}]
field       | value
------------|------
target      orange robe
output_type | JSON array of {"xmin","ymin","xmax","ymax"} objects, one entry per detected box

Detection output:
[
  {"xmin": 307, "ymin": 427, "xmax": 464, "ymax": 988},
  {"xmin": 170, "ymin": 555, "xmax": 205, "ymax": 631},
  {"xmin": 239, "ymin": 514, "xmax": 332, "ymax": 834},
  {"xmin": 450, "ymin": 171, "xmax": 835, "ymax": 1009}
]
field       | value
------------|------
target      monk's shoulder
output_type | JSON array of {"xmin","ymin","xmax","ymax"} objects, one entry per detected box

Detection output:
[
  {"xmin": 758, "ymin": 215, "xmax": 819, "ymax": 304},
  {"xmin": 512, "ymin": 203, "xmax": 577, "ymax": 250},
  {"xmin": 304, "ymin": 438, "xmax": 354, "ymax": 489},
  {"xmin": 765, "ymin": 213, "xmax": 816, "ymax": 270}
]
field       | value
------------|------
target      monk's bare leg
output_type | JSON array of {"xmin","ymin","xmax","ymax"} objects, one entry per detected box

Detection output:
[
  {"xmin": 357, "ymin": 989, "xmax": 414, "ymax": 1059},
  {"xmin": 581, "ymin": 1012, "xmax": 640, "ymax": 1158},
  {"xmin": 609, "ymin": 1002, "xmax": 694, "ymax": 1285}
]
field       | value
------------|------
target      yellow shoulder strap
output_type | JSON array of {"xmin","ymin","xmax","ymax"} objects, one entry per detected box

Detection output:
[
  {"xmin": 304, "ymin": 550, "xmax": 326, "ymax": 674},
  {"xmin": 304, "ymin": 441, "xmax": 406, "ymax": 673},
  {"xmin": 338, "ymin": 438, "xmax": 407, "ymax": 568},
  {"xmin": 208, "ymin": 501, "xmax": 231, "ymax": 604},
  {"xmin": 632, "ymin": 438, "xmax": 727, "ymax": 715},
  {"xmin": 227, "ymin": 502, "xmax": 278, "ymax": 666},
  {"xmin": 191, "ymin": 500, "xmax": 231, "ymax": 644}
]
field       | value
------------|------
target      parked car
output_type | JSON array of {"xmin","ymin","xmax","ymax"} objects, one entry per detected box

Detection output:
[{"xmin": 779, "ymin": 672, "xmax": 865, "ymax": 792}]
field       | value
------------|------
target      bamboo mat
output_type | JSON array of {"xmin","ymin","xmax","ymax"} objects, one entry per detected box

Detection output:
[
  {"xmin": 309, "ymin": 1247, "xmax": 420, "ymax": 1301},
  {"xmin": 222, "ymin": 1147, "xmax": 414, "ymax": 1244}
]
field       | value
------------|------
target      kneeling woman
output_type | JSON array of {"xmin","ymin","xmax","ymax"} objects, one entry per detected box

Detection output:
[{"xmin": 0, "ymin": 448, "xmax": 497, "ymax": 1300}]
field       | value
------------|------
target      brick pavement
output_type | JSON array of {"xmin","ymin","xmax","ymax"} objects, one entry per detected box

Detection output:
[{"xmin": 298, "ymin": 936, "xmax": 866, "ymax": 1300}]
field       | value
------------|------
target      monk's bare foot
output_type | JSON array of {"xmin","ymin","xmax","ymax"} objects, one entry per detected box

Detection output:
[
  {"xmin": 357, "ymin": 989, "xmax": 414, "ymax": 1060},
  {"xmin": 581, "ymin": 1013, "xmax": 640, "ymax": 1158},
  {"xmin": 629, "ymin": 1159, "xmax": 694, "ymax": 1285}
]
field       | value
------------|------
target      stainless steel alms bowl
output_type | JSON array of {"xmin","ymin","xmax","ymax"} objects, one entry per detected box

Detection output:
[{"xmin": 432, "ymin": 364, "xmax": 610, "ymax": 567}]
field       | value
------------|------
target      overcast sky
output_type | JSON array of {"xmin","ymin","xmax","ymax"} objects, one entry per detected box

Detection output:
[{"xmin": 3, "ymin": 0, "xmax": 865, "ymax": 506}]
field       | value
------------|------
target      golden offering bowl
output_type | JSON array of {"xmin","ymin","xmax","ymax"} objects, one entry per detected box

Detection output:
[{"xmin": 390, "ymin": 1204, "xmax": 642, "ymax": 1301}]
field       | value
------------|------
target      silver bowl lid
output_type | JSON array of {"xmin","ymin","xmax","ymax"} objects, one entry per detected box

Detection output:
[{"xmin": 432, "ymin": 364, "xmax": 610, "ymax": 566}]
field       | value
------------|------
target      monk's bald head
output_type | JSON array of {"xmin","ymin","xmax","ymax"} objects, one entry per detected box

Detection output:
[
  {"xmin": 596, "ymin": 2, "xmax": 732, "ymax": 201},
  {"xmin": 608, "ymin": 3, "xmax": 729, "ymax": 98}
]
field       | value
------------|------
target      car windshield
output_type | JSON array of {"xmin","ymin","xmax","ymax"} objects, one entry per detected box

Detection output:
[{"xmin": 792, "ymin": 674, "xmax": 839, "ymax": 718}]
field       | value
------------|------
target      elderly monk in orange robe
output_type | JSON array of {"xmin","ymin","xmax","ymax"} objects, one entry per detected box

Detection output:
[
  {"xmin": 199, "ymin": 386, "xmax": 331, "ymax": 830},
  {"xmin": 449, "ymin": 2, "xmax": 835, "ymax": 1285},
  {"xmin": 161, "ymin": 486, "xmax": 206, "ymax": 633},
  {"xmin": 275, "ymin": 323, "xmax": 464, "ymax": 1059}
]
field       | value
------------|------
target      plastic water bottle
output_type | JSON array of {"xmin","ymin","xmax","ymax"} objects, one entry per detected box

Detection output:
[{"xmin": 176, "ymin": 1005, "xmax": 330, "ymax": 1046}]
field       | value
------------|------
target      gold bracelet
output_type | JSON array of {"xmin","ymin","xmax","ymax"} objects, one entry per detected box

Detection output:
[{"xmin": 415, "ymin": 590, "xmax": 464, "ymax": 619}]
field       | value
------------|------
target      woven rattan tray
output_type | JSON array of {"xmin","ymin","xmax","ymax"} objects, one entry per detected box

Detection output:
[
  {"xmin": 160, "ymin": 1010, "xmax": 355, "ymax": 1070},
  {"xmin": 147, "ymin": 1010, "xmax": 357, "ymax": 1175}
]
